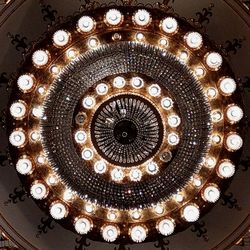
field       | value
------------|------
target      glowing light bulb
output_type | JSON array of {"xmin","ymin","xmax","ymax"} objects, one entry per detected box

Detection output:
[
  {"xmin": 179, "ymin": 51, "xmax": 189, "ymax": 62},
  {"xmin": 129, "ymin": 169, "xmax": 142, "ymax": 182},
  {"xmin": 135, "ymin": 32, "xmax": 145, "ymax": 41},
  {"xmin": 50, "ymin": 65, "xmax": 60, "ymax": 75},
  {"xmin": 77, "ymin": 16, "xmax": 95, "ymax": 33},
  {"xmin": 9, "ymin": 130, "xmax": 26, "ymax": 147},
  {"xmin": 50, "ymin": 202, "xmax": 68, "ymax": 220},
  {"xmin": 159, "ymin": 38, "xmax": 168, "ymax": 47},
  {"xmin": 96, "ymin": 83, "xmax": 108, "ymax": 95},
  {"xmin": 217, "ymin": 160, "xmax": 235, "ymax": 178},
  {"xmin": 203, "ymin": 185, "xmax": 220, "ymax": 203},
  {"xmin": 130, "ymin": 225, "xmax": 147, "ymax": 243},
  {"xmin": 205, "ymin": 52, "xmax": 223, "ymax": 70},
  {"xmin": 206, "ymin": 87, "xmax": 218, "ymax": 99},
  {"xmin": 66, "ymin": 48, "xmax": 78, "ymax": 60},
  {"xmin": 168, "ymin": 114, "xmax": 181, "ymax": 128},
  {"xmin": 185, "ymin": 32, "xmax": 203, "ymax": 49},
  {"xmin": 81, "ymin": 148, "xmax": 94, "ymax": 160},
  {"xmin": 102, "ymin": 225, "xmax": 119, "ymax": 242},
  {"xmin": 113, "ymin": 76, "xmax": 126, "ymax": 88},
  {"xmin": 74, "ymin": 217, "xmax": 93, "ymax": 234},
  {"xmin": 133, "ymin": 9, "xmax": 151, "ymax": 26},
  {"xmin": 194, "ymin": 67, "xmax": 205, "ymax": 78},
  {"xmin": 94, "ymin": 160, "xmax": 107, "ymax": 174},
  {"xmin": 131, "ymin": 77, "xmax": 144, "ymax": 89},
  {"xmin": 219, "ymin": 77, "xmax": 236, "ymax": 96},
  {"xmin": 53, "ymin": 30, "xmax": 70, "ymax": 47},
  {"xmin": 30, "ymin": 182, "xmax": 48, "ymax": 200},
  {"xmin": 182, "ymin": 204, "xmax": 200, "ymax": 222},
  {"xmin": 105, "ymin": 9, "xmax": 123, "ymax": 26},
  {"xmin": 32, "ymin": 50, "xmax": 50, "ymax": 67},
  {"xmin": 131, "ymin": 209, "xmax": 142, "ymax": 220},
  {"xmin": 107, "ymin": 210, "xmax": 117, "ymax": 221},
  {"xmin": 161, "ymin": 17, "xmax": 178, "ymax": 34},
  {"xmin": 32, "ymin": 106, "xmax": 44, "ymax": 118},
  {"xmin": 157, "ymin": 218, "xmax": 175, "ymax": 236},
  {"xmin": 82, "ymin": 96, "xmax": 95, "ymax": 109},
  {"xmin": 154, "ymin": 204, "xmax": 164, "ymax": 214},
  {"xmin": 88, "ymin": 37, "xmax": 99, "ymax": 49},
  {"xmin": 30, "ymin": 131, "xmax": 41, "ymax": 142},
  {"xmin": 205, "ymin": 157, "xmax": 216, "ymax": 168},
  {"xmin": 146, "ymin": 162, "xmax": 159, "ymax": 175},
  {"xmin": 211, "ymin": 110, "xmax": 223, "ymax": 122},
  {"xmin": 74, "ymin": 131, "xmax": 87, "ymax": 144},
  {"xmin": 226, "ymin": 105, "xmax": 243, "ymax": 123},
  {"xmin": 111, "ymin": 168, "xmax": 124, "ymax": 182},
  {"xmin": 167, "ymin": 132, "xmax": 180, "ymax": 146},
  {"xmin": 148, "ymin": 84, "xmax": 161, "ymax": 97},
  {"xmin": 161, "ymin": 97, "xmax": 173, "ymax": 110},
  {"xmin": 226, "ymin": 133, "xmax": 243, "ymax": 151},
  {"xmin": 17, "ymin": 74, "xmax": 34, "ymax": 92},
  {"xmin": 10, "ymin": 101, "xmax": 27, "ymax": 119},
  {"xmin": 16, "ymin": 157, "xmax": 33, "ymax": 175},
  {"xmin": 85, "ymin": 203, "xmax": 95, "ymax": 213}
]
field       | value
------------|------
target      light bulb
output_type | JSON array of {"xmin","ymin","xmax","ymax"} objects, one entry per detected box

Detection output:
[
  {"xmin": 17, "ymin": 74, "xmax": 34, "ymax": 92},
  {"xmin": 161, "ymin": 17, "xmax": 178, "ymax": 34},
  {"xmin": 202, "ymin": 184, "xmax": 220, "ymax": 203},
  {"xmin": 113, "ymin": 76, "xmax": 126, "ymax": 88},
  {"xmin": 74, "ymin": 217, "xmax": 93, "ymax": 234},
  {"xmin": 32, "ymin": 50, "xmax": 50, "ymax": 67},
  {"xmin": 226, "ymin": 105, "xmax": 243, "ymax": 123},
  {"xmin": 53, "ymin": 30, "xmax": 70, "ymax": 47},
  {"xmin": 182, "ymin": 204, "xmax": 200, "ymax": 222},
  {"xmin": 157, "ymin": 218, "xmax": 175, "ymax": 236},
  {"xmin": 205, "ymin": 52, "xmax": 223, "ymax": 70},
  {"xmin": 94, "ymin": 160, "xmax": 107, "ymax": 174},
  {"xmin": 82, "ymin": 148, "xmax": 94, "ymax": 160},
  {"xmin": 77, "ymin": 16, "xmax": 95, "ymax": 33},
  {"xmin": 50, "ymin": 202, "xmax": 68, "ymax": 220},
  {"xmin": 225, "ymin": 133, "xmax": 243, "ymax": 151},
  {"xmin": 111, "ymin": 168, "xmax": 124, "ymax": 182},
  {"xmin": 105, "ymin": 9, "xmax": 123, "ymax": 26},
  {"xmin": 146, "ymin": 162, "xmax": 159, "ymax": 175},
  {"xmin": 30, "ymin": 182, "xmax": 48, "ymax": 200},
  {"xmin": 219, "ymin": 77, "xmax": 236, "ymax": 96},
  {"xmin": 10, "ymin": 101, "xmax": 27, "ymax": 119},
  {"xmin": 185, "ymin": 32, "xmax": 203, "ymax": 49},
  {"xmin": 9, "ymin": 129, "xmax": 26, "ymax": 147},
  {"xmin": 148, "ymin": 84, "xmax": 161, "ymax": 97},
  {"xmin": 16, "ymin": 157, "xmax": 33, "ymax": 175},
  {"xmin": 130, "ymin": 225, "xmax": 147, "ymax": 243},
  {"xmin": 102, "ymin": 225, "xmax": 119, "ymax": 242},
  {"xmin": 133, "ymin": 9, "xmax": 151, "ymax": 26},
  {"xmin": 217, "ymin": 160, "xmax": 235, "ymax": 178}
]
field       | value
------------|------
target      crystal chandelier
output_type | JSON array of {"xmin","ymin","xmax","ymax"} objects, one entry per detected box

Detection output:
[{"xmin": 8, "ymin": 5, "xmax": 244, "ymax": 243}]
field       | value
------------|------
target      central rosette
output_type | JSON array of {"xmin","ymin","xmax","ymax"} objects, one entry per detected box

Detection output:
[
  {"xmin": 90, "ymin": 94, "xmax": 164, "ymax": 166},
  {"xmin": 114, "ymin": 120, "xmax": 138, "ymax": 145}
]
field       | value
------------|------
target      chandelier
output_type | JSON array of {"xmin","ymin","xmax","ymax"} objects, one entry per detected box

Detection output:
[{"xmin": 7, "ymin": 5, "xmax": 244, "ymax": 244}]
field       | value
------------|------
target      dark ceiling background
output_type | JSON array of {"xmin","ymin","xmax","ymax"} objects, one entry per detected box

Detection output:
[{"xmin": 0, "ymin": 0, "xmax": 249, "ymax": 249}]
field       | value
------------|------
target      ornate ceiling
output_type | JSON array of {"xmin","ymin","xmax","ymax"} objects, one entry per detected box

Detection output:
[{"xmin": 0, "ymin": 0, "xmax": 249, "ymax": 249}]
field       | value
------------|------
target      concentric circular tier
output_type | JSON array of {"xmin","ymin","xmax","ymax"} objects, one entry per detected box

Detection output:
[
  {"xmin": 90, "ymin": 94, "xmax": 164, "ymax": 166},
  {"xmin": 42, "ymin": 42, "xmax": 211, "ymax": 208}
]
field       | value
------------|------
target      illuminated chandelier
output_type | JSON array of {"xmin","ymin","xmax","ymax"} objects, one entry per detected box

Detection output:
[{"xmin": 7, "ymin": 4, "xmax": 244, "ymax": 244}]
